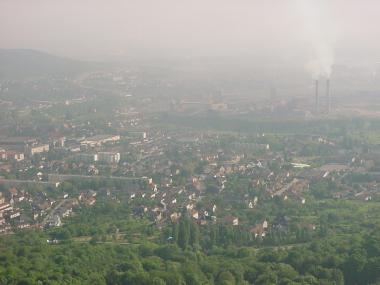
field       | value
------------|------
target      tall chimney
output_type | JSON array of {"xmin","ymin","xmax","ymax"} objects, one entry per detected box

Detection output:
[
  {"xmin": 326, "ymin": 78, "xmax": 331, "ymax": 113},
  {"xmin": 315, "ymin": 79, "xmax": 319, "ymax": 113}
]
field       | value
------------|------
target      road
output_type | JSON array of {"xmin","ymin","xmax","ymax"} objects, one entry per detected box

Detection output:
[{"xmin": 48, "ymin": 174, "xmax": 149, "ymax": 183}]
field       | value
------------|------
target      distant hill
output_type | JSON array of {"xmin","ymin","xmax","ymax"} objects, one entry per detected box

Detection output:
[{"xmin": 0, "ymin": 49, "xmax": 96, "ymax": 79}]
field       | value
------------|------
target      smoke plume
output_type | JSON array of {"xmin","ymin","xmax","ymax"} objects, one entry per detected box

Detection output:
[{"xmin": 294, "ymin": 0, "xmax": 338, "ymax": 78}]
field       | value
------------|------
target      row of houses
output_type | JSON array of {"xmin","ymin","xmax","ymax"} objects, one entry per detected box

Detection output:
[{"xmin": 0, "ymin": 191, "xmax": 31, "ymax": 233}]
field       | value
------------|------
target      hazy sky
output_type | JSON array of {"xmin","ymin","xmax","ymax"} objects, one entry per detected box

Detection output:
[{"xmin": 1, "ymin": 0, "xmax": 380, "ymax": 68}]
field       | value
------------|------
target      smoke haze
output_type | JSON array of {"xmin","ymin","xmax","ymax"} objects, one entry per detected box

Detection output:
[
  {"xmin": 1, "ymin": 0, "xmax": 380, "ymax": 69},
  {"xmin": 294, "ymin": 0, "xmax": 337, "ymax": 78}
]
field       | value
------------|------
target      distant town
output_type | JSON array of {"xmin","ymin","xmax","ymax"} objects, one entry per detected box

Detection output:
[{"xmin": 1, "ymin": 64, "xmax": 379, "ymax": 239}]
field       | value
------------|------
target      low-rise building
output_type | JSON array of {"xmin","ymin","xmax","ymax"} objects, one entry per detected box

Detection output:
[
  {"xmin": 81, "ymin": 135, "xmax": 120, "ymax": 147},
  {"xmin": 27, "ymin": 144, "xmax": 50, "ymax": 156},
  {"xmin": 0, "ymin": 150, "xmax": 24, "ymax": 161},
  {"xmin": 96, "ymin": 152, "xmax": 121, "ymax": 164}
]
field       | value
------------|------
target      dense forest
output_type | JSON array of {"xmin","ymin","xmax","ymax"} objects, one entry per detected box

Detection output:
[
  {"xmin": 1, "ymin": 228, "xmax": 380, "ymax": 284},
  {"xmin": 1, "ymin": 199, "xmax": 380, "ymax": 285}
]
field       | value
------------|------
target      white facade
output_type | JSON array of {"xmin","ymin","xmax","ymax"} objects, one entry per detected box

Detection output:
[{"xmin": 97, "ymin": 152, "xmax": 120, "ymax": 164}]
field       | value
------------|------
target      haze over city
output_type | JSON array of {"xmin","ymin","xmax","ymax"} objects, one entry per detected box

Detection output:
[
  {"xmin": 1, "ymin": 1, "xmax": 380, "ymax": 285},
  {"xmin": 1, "ymin": 0, "xmax": 380, "ymax": 66}
]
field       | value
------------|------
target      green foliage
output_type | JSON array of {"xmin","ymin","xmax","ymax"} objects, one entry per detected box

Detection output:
[
  {"xmin": 1, "ymin": 225, "xmax": 380, "ymax": 285},
  {"xmin": 1, "ymin": 189, "xmax": 380, "ymax": 285},
  {"xmin": 177, "ymin": 216, "xmax": 190, "ymax": 250}
]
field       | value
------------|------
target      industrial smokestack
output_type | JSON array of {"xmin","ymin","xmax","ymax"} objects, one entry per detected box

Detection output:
[
  {"xmin": 326, "ymin": 78, "xmax": 330, "ymax": 113},
  {"xmin": 315, "ymin": 79, "xmax": 319, "ymax": 113}
]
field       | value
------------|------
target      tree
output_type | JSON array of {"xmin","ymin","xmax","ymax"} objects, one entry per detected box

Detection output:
[
  {"xmin": 177, "ymin": 216, "xmax": 190, "ymax": 250},
  {"xmin": 344, "ymin": 248, "xmax": 367, "ymax": 284},
  {"xmin": 217, "ymin": 271, "xmax": 236, "ymax": 285},
  {"xmin": 151, "ymin": 277, "xmax": 166, "ymax": 285},
  {"xmin": 172, "ymin": 222, "xmax": 179, "ymax": 243},
  {"xmin": 189, "ymin": 222, "xmax": 200, "ymax": 247}
]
